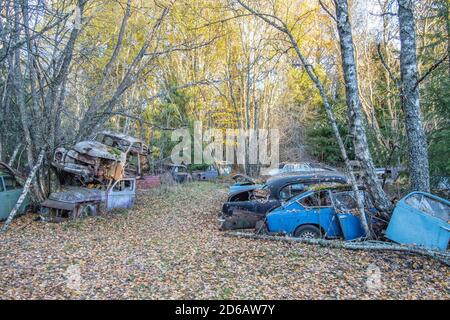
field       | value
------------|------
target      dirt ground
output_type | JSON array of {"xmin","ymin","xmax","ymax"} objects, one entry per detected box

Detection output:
[{"xmin": 0, "ymin": 182, "xmax": 448, "ymax": 299}]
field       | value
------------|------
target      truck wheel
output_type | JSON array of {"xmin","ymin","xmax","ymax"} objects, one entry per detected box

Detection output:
[{"xmin": 293, "ymin": 225, "xmax": 322, "ymax": 239}]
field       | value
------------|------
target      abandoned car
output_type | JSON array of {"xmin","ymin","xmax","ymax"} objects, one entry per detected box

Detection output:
[
  {"xmin": 40, "ymin": 178, "xmax": 136, "ymax": 221},
  {"xmin": 167, "ymin": 164, "xmax": 192, "ymax": 183},
  {"xmin": 53, "ymin": 140, "xmax": 126, "ymax": 184},
  {"xmin": 52, "ymin": 131, "xmax": 150, "ymax": 185},
  {"xmin": 0, "ymin": 162, "xmax": 30, "ymax": 220},
  {"xmin": 192, "ymin": 164, "xmax": 219, "ymax": 181},
  {"xmin": 219, "ymin": 172, "xmax": 349, "ymax": 230},
  {"xmin": 386, "ymin": 192, "xmax": 450, "ymax": 251},
  {"xmin": 265, "ymin": 162, "xmax": 337, "ymax": 177},
  {"xmin": 94, "ymin": 131, "xmax": 150, "ymax": 178},
  {"xmin": 262, "ymin": 186, "xmax": 374, "ymax": 240}
]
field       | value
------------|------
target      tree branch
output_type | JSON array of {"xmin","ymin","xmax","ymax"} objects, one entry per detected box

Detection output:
[
  {"xmin": 377, "ymin": 43, "xmax": 400, "ymax": 88},
  {"xmin": 414, "ymin": 53, "xmax": 449, "ymax": 90}
]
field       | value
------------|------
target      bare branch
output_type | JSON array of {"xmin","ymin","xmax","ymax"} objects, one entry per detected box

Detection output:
[
  {"xmin": 319, "ymin": 0, "xmax": 337, "ymax": 22},
  {"xmin": 414, "ymin": 53, "xmax": 449, "ymax": 90},
  {"xmin": 377, "ymin": 43, "xmax": 400, "ymax": 88}
]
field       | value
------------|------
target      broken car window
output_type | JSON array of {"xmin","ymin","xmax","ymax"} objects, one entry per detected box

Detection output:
[
  {"xmin": 319, "ymin": 190, "xmax": 332, "ymax": 207},
  {"xmin": 405, "ymin": 194, "xmax": 449, "ymax": 221},
  {"xmin": 298, "ymin": 193, "xmax": 320, "ymax": 207},
  {"xmin": 279, "ymin": 183, "xmax": 306, "ymax": 200},
  {"xmin": 332, "ymin": 191, "xmax": 360, "ymax": 211},
  {"xmin": 3, "ymin": 176, "xmax": 18, "ymax": 191},
  {"xmin": 113, "ymin": 180, "xmax": 134, "ymax": 192}
]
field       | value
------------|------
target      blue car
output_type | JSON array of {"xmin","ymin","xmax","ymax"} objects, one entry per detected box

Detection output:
[
  {"xmin": 386, "ymin": 192, "xmax": 450, "ymax": 251},
  {"xmin": 0, "ymin": 162, "xmax": 30, "ymax": 221},
  {"xmin": 265, "ymin": 187, "xmax": 372, "ymax": 240}
]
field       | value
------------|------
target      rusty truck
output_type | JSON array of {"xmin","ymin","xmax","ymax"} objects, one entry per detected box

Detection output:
[{"xmin": 40, "ymin": 177, "xmax": 136, "ymax": 221}]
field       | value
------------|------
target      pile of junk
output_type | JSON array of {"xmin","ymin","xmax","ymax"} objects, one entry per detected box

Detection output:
[
  {"xmin": 39, "ymin": 131, "xmax": 152, "ymax": 221},
  {"xmin": 219, "ymin": 163, "xmax": 450, "ymax": 252},
  {"xmin": 40, "ymin": 132, "xmax": 231, "ymax": 221}
]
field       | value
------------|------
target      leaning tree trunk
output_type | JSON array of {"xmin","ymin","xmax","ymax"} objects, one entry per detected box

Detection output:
[
  {"xmin": 334, "ymin": 0, "xmax": 393, "ymax": 214},
  {"xmin": 2, "ymin": 150, "xmax": 45, "ymax": 232},
  {"xmin": 398, "ymin": 0, "xmax": 430, "ymax": 192}
]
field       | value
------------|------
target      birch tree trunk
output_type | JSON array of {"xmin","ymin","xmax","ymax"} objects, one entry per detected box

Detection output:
[
  {"xmin": 398, "ymin": 0, "xmax": 430, "ymax": 192},
  {"xmin": 7, "ymin": 143, "xmax": 22, "ymax": 167},
  {"xmin": 2, "ymin": 149, "xmax": 45, "ymax": 232},
  {"xmin": 334, "ymin": 0, "xmax": 393, "ymax": 213},
  {"xmin": 13, "ymin": 0, "xmax": 34, "ymax": 168}
]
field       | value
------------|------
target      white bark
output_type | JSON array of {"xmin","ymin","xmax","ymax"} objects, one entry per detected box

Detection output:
[
  {"xmin": 2, "ymin": 149, "xmax": 45, "ymax": 232},
  {"xmin": 398, "ymin": 0, "xmax": 430, "ymax": 192},
  {"xmin": 334, "ymin": 0, "xmax": 393, "ymax": 214},
  {"xmin": 7, "ymin": 143, "xmax": 22, "ymax": 167}
]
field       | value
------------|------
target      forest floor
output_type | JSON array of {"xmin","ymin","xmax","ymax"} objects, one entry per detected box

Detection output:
[{"xmin": 0, "ymin": 182, "xmax": 448, "ymax": 299}]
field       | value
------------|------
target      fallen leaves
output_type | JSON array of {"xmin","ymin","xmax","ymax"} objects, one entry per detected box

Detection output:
[{"xmin": 0, "ymin": 182, "xmax": 448, "ymax": 299}]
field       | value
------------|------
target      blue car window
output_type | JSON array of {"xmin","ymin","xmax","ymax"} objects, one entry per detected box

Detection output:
[
  {"xmin": 319, "ymin": 191, "xmax": 332, "ymax": 207},
  {"xmin": 298, "ymin": 193, "xmax": 320, "ymax": 207},
  {"xmin": 279, "ymin": 183, "xmax": 306, "ymax": 200},
  {"xmin": 0, "ymin": 177, "xmax": 4, "ymax": 192},
  {"xmin": 3, "ymin": 176, "xmax": 18, "ymax": 191},
  {"xmin": 332, "ymin": 191, "xmax": 360, "ymax": 211},
  {"xmin": 405, "ymin": 194, "xmax": 449, "ymax": 221}
]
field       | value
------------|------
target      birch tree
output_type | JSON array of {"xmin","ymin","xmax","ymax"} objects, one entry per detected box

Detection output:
[
  {"xmin": 333, "ymin": 0, "xmax": 392, "ymax": 212},
  {"xmin": 398, "ymin": 0, "xmax": 430, "ymax": 192}
]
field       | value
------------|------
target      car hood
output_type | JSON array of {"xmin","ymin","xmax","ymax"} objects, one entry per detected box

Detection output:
[
  {"xmin": 47, "ymin": 187, "xmax": 104, "ymax": 203},
  {"xmin": 73, "ymin": 141, "xmax": 125, "ymax": 162}
]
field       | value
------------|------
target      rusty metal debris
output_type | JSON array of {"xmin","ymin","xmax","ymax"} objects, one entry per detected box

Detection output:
[
  {"xmin": 41, "ymin": 131, "xmax": 150, "ymax": 221},
  {"xmin": 52, "ymin": 131, "xmax": 149, "ymax": 185},
  {"xmin": 40, "ymin": 178, "xmax": 136, "ymax": 222}
]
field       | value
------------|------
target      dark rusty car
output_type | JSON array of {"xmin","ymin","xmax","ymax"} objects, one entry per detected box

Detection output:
[
  {"xmin": 163, "ymin": 164, "xmax": 192, "ymax": 183},
  {"xmin": 94, "ymin": 131, "xmax": 150, "ymax": 179},
  {"xmin": 219, "ymin": 172, "xmax": 348, "ymax": 230},
  {"xmin": 40, "ymin": 178, "xmax": 136, "ymax": 221},
  {"xmin": 52, "ymin": 131, "xmax": 149, "ymax": 185}
]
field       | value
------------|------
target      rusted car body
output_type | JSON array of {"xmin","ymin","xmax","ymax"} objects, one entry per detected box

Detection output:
[
  {"xmin": 53, "ymin": 141, "xmax": 126, "ymax": 184},
  {"xmin": 192, "ymin": 165, "xmax": 219, "ymax": 181},
  {"xmin": 52, "ymin": 131, "xmax": 149, "ymax": 184},
  {"xmin": 40, "ymin": 178, "xmax": 136, "ymax": 221},
  {"xmin": 94, "ymin": 132, "xmax": 150, "ymax": 178},
  {"xmin": 219, "ymin": 172, "xmax": 349, "ymax": 230}
]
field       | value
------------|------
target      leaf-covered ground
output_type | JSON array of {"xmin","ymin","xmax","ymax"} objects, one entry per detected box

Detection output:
[{"xmin": 0, "ymin": 182, "xmax": 448, "ymax": 299}]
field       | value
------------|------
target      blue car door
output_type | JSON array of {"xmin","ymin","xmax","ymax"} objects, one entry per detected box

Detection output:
[
  {"xmin": 301, "ymin": 190, "xmax": 341, "ymax": 237},
  {"xmin": 0, "ymin": 175, "xmax": 22, "ymax": 220},
  {"xmin": 277, "ymin": 200, "xmax": 311, "ymax": 234},
  {"xmin": 268, "ymin": 191, "xmax": 341, "ymax": 237},
  {"xmin": 0, "ymin": 177, "xmax": 11, "ymax": 220}
]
